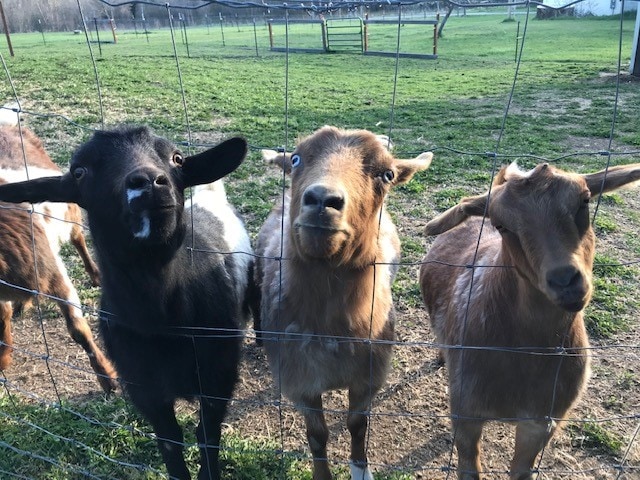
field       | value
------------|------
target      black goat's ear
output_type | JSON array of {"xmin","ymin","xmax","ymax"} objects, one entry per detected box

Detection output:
[
  {"xmin": 181, "ymin": 137, "xmax": 248, "ymax": 188},
  {"xmin": 0, "ymin": 173, "xmax": 80, "ymax": 205}
]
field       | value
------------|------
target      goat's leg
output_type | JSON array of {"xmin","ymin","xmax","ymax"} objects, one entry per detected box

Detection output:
[
  {"xmin": 245, "ymin": 261, "xmax": 262, "ymax": 346},
  {"xmin": 347, "ymin": 386, "xmax": 374, "ymax": 480},
  {"xmin": 0, "ymin": 302, "xmax": 13, "ymax": 370},
  {"xmin": 300, "ymin": 395, "xmax": 332, "ymax": 480},
  {"xmin": 510, "ymin": 419, "xmax": 556, "ymax": 480},
  {"xmin": 52, "ymin": 271, "xmax": 117, "ymax": 393},
  {"xmin": 69, "ymin": 222, "xmax": 101, "ymax": 287},
  {"xmin": 452, "ymin": 418, "xmax": 484, "ymax": 480},
  {"xmin": 196, "ymin": 395, "xmax": 231, "ymax": 480},
  {"xmin": 132, "ymin": 394, "xmax": 190, "ymax": 480}
]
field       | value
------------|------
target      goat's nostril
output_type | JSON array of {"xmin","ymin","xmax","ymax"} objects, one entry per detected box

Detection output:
[
  {"xmin": 127, "ymin": 174, "xmax": 149, "ymax": 190},
  {"xmin": 547, "ymin": 266, "xmax": 581, "ymax": 289},
  {"xmin": 303, "ymin": 189, "xmax": 320, "ymax": 207},
  {"xmin": 324, "ymin": 195, "xmax": 344, "ymax": 211},
  {"xmin": 154, "ymin": 174, "xmax": 169, "ymax": 186}
]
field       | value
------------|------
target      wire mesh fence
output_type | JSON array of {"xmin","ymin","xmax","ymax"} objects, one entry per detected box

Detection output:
[{"xmin": 0, "ymin": 0, "xmax": 639, "ymax": 478}]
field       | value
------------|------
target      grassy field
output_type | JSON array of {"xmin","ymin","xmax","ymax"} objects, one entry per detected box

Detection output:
[{"xmin": 1, "ymin": 8, "xmax": 640, "ymax": 479}]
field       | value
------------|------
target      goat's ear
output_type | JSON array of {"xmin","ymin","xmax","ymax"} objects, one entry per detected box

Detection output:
[
  {"xmin": 0, "ymin": 174, "xmax": 80, "ymax": 204},
  {"xmin": 394, "ymin": 152, "xmax": 433, "ymax": 185},
  {"xmin": 425, "ymin": 193, "xmax": 488, "ymax": 236},
  {"xmin": 584, "ymin": 163, "xmax": 640, "ymax": 196},
  {"xmin": 181, "ymin": 137, "xmax": 248, "ymax": 188},
  {"xmin": 262, "ymin": 149, "xmax": 292, "ymax": 174}
]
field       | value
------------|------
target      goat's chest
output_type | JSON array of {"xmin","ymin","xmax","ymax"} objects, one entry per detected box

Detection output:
[{"xmin": 262, "ymin": 286, "xmax": 394, "ymax": 399}]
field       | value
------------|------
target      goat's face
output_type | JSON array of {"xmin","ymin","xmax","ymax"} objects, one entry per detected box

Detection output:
[
  {"xmin": 489, "ymin": 163, "xmax": 595, "ymax": 311},
  {"xmin": 71, "ymin": 129, "xmax": 187, "ymax": 243},
  {"xmin": 426, "ymin": 162, "xmax": 640, "ymax": 312},
  {"xmin": 288, "ymin": 126, "xmax": 432, "ymax": 265},
  {"xmin": 0, "ymin": 127, "xmax": 247, "ymax": 246}
]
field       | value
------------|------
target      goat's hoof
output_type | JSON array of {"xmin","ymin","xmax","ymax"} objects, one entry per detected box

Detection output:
[{"xmin": 98, "ymin": 375, "xmax": 119, "ymax": 394}]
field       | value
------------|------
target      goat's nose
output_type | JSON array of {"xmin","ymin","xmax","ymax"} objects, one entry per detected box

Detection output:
[
  {"xmin": 126, "ymin": 172, "xmax": 168, "ymax": 190},
  {"xmin": 302, "ymin": 184, "xmax": 345, "ymax": 211},
  {"xmin": 547, "ymin": 265, "xmax": 582, "ymax": 289}
]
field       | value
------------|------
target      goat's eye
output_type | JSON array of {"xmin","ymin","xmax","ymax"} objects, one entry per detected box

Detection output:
[
  {"xmin": 382, "ymin": 170, "xmax": 395, "ymax": 184},
  {"xmin": 72, "ymin": 167, "xmax": 87, "ymax": 180},
  {"xmin": 172, "ymin": 153, "xmax": 184, "ymax": 166},
  {"xmin": 290, "ymin": 154, "xmax": 301, "ymax": 168}
]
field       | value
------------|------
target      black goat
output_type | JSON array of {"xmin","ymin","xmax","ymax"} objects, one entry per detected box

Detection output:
[{"xmin": 0, "ymin": 126, "xmax": 251, "ymax": 480}]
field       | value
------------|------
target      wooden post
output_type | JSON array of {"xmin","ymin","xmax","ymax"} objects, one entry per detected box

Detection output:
[
  {"xmin": 364, "ymin": 13, "xmax": 369, "ymax": 53},
  {"xmin": 109, "ymin": 18, "xmax": 117, "ymax": 43},
  {"xmin": 321, "ymin": 18, "xmax": 328, "ymax": 52},
  {"xmin": 268, "ymin": 21, "xmax": 274, "ymax": 49},
  {"xmin": 0, "ymin": 0, "xmax": 14, "ymax": 57},
  {"xmin": 94, "ymin": 18, "xmax": 102, "ymax": 56},
  {"xmin": 253, "ymin": 18, "xmax": 259, "ymax": 57},
  {"xmin": 433, "ymin": 13, "xmax": 439, "ymax": 55},
  {"xmin": 631, "ymin": 7, "xmax": 640, "ymax": 77},
  {"xmin": 182, "ymin": 17, "xmax": 190, "ymax": 58},
  {"xmin": 219, "ymin": 12, "xmax": 225, "ymax": 47}
]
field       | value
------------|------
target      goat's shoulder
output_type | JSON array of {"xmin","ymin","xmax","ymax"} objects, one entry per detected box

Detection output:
[{"xmin": 428, "ymin": 216, "xmax": 498, "ymax": 262}]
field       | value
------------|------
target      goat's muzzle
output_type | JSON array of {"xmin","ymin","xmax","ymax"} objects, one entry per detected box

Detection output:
[
  {"xmin": 545, "ymin": 265, "xmax": 592, "ymax": 312},
  {"xmin": 293, "ymin": 183, "xmax": 351, "ymax": 260},
  {"xmin": 124, "ymin": 169, "xmax": 180, "ymax": 242}
]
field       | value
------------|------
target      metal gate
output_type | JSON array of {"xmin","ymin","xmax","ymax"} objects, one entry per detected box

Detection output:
[{"xmin": 325, "ymin": 18, "xmax": 364, "ymax": 53}]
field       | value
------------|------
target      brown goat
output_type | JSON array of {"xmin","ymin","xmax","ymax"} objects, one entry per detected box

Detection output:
[
  {"xmin": 255, "ymin": 126, "xmax": 433, "ymax": 480},
  {"xmin": 0, "ymin": 126, "xmax": 116, "ymax": 392},
  {"xmin": 419, "ymin": 162, "xmax": 640, "ymax": 480},
  {"xmin": 0, "ymin": 126, "xmax": 100, "ymax": 285}
]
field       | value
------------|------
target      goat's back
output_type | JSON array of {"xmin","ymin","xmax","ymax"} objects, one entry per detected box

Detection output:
[
  {"xmin": 0, "ymin": 202, "xmax": 61, "ymax": 303},
  {"xmin": 0, "ymin": 126, "xmax": 84, "ymax": 255}
]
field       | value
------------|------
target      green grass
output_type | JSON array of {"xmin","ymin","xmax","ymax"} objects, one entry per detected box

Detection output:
[
  {"xmin": 1, "ymin": 10, "xmax": 639, "ymax": 479},
  {"xmin": 0, "ymin": 395, "xmax": 313, "ymax": 479},
  {"xmin": 567, "ymin": 420, "xmax": 624, "ymax": 456},
  {"xmin": 586, "ymin": 254, "xmax": 640, "ymax": 338},
  {"xmin": 0, "ymin": 394, "xmax": 414, "ymax": 478}
]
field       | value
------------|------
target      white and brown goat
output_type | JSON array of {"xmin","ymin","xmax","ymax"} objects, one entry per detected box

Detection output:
[
  {"xmin": 255, "ymin": 126, "xmax": 433, "ymax": 480},
  {"xmin": 0, "ymin": 125, "xmax": 115, "ymax": 392},
  {"xmin": 419, "ymin": 162, "xmax": 640, "ymax": 480}
]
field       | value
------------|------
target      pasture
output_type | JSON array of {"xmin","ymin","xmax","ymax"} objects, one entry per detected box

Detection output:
[{"xmin": 0, "ymin": 9, "xmax": 639, "ymax": 479}]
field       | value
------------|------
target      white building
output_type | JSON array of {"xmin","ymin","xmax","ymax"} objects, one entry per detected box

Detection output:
[{"xmin": 575, "ymin": 0, "xmax": 638, "ymax": 16}]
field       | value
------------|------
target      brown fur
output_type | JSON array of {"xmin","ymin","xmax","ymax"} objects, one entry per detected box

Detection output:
[
  {"xmin": 0, "ymin": 126, "xmax": 115, "ymax": 392},
  {"xmin": 255, "ymin": 126, "xmax": 432, "ymax": 479},
  {"xmin": 419, "ymin": 162, "xmax": 640, "ymax": 480},
  {"xmin": 0, "ymin": 126, "xmax": 100, "ymax": 285}
]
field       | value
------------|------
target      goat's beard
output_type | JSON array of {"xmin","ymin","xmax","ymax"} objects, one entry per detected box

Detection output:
[
  {"xmin": 128, "ymin": 208, "xmax": 180, "ymax": 245},
  {"xmin": 293, "ymin": 224, "xmax": 349, "ymax": 261}
]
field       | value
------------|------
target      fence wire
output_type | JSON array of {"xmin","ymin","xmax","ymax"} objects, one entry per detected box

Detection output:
[{"xmin": 0, "ymin": 0, "xmax": 639, "ymax": 478}]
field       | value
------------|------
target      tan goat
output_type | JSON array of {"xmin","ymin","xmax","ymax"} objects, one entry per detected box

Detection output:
[
  {"xmin": 419, "ymin": 162, "xmax": 640, "ymax": 480},
  {"xmin": 255, "ymin": 126, "xmax": 432, "ymax": 480},
  {"xmin": 0, "ymin": 126, "xmax": 115, "ymax": 392}
]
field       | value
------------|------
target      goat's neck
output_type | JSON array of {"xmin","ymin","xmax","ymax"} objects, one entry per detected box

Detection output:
[
  {"xmin": 284, "ymin": 254, "xmax": 393, "ymax": 339},
  {"xmin": 491, "ymin": 245, "xmax": 580, "ymax": 338}
]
